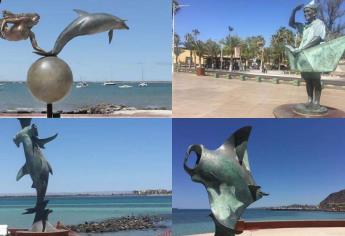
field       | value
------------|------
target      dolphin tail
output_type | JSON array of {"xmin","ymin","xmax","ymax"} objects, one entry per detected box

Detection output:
[
  {"xmin": 23, "ymin": 200, "xmax": 49, "ymax": 215},
  {"xmin": 33, "ymin": 50, "xmax": 57, "ymax": 57}
]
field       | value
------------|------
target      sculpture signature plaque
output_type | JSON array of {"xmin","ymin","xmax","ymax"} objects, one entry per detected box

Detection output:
[
  {"xmin": 13, "ymin": 119, "xmax": 58, "ymax": 232},
  {"xmin": 184, "ymin": 126, "xmax": 267, "ymax": 236}
]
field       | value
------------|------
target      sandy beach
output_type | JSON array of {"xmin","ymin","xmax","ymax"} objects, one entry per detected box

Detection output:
[
  {"xmin": 173, "ymin": 72, "xmax": 345, "ymax": 118},
  {"xmin": 188, "ymin": 227, "xmax": 345, "ymax": 236}
]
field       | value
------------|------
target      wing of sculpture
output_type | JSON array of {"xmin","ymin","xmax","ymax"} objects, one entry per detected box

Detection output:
[
  {"xmin": 286, "ymin": 36, "xmax": 345, "ymax": 72},
  {"xmin": 184, "ymin": 126, "xmax": 267, "ymax": 236}
]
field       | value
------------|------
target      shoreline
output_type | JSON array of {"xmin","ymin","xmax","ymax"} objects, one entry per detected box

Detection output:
[
  {"xmin": 64, "ymin": 215, "xmax": 169, "ymax": 234},
  {"xmin": 0, "ymin": 194, "xmax": 172, "ymax": 198},
  {"xmin": 0, "ymin": 104, "xmax": 172, "ymax": 118}
]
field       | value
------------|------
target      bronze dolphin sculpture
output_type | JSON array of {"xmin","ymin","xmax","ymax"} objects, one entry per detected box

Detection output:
[
  {"xmin": 13, "ymin": 118, "xmax": 58, "ymax": 232},
  {"xmin": 184, "ymin": 126, "xmax": 268, "ymax": 236},
  {"xmin": 35, "ymin": 9, "xmax": 129, "ymax": 56}
]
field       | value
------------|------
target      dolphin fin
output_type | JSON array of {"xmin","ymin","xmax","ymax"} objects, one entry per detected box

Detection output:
[
  {"xmin": 16, "ymin": 164, "xmax": 29, "ymax": 181},
  {"xmin": 108, "ymin": 30, "xmax": 114, "ymax": 44},
  {"xmin": 249, "ymin": 184, "xmax": 269, "ymax": 200},
  {"xmin": 74, "ymin": 9, "xmax": 89, "ymax": 16},
  {"xmin": 48, "ymin": 162, "xmax": 53, "ymax": 175},
  {"xmin": 34, "ymin": 133, "xmax": 58, "ymax": 149}
]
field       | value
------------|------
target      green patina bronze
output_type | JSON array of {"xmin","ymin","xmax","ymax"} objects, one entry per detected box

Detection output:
[
  {"xmin": 286, "ymin": 36, "xmax": 345, "ymax": 73},
  {"xmin": 184, "ymin": 127, "xmax": 267, "ymax": 236},
  {"xmin": 285, "ymin": 1, "xmax": 343, "ymax": 114},
  {"xmin": 13, "ymin": 119, "xmax": 58, "ymax": 232}
]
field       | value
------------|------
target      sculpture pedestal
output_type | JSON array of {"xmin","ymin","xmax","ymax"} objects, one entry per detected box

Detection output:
[
  {"xmin": 9, "ymin": 229, "xmax": 69, "ymax": 236},
  {"xmin": 273, "ymin": 104, "xmax": 345, "ymax": 118}
]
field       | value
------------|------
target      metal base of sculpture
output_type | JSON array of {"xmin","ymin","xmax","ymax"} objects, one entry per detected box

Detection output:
[
  {"xmin": 293, "ymin": 103, "xmax": 328, "ymax": 115},
  {"xmin": 10, "ymin": 229, "xmax": 69, "ymax": 236},
  {"xmin": 273, "ymin": 104, "xmax": 345, "ymax": 118}
]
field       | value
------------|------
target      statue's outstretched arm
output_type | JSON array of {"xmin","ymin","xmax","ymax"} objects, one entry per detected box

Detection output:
[
  {"xmin": 29, "ymin": 31, "xmax": 47, "ymax": 53},
  {"xmin": 289, "ymin": 4, "xmax": 304, "ymax": 29}
]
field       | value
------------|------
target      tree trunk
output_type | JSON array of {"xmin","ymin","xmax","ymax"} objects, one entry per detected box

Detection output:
[
  {"xmin": 189, "ymin": 51, "xmax": 193, "ymax": 69},
  {"xmin": 229, "ymin": 54, "xmax": 233, "ymax": 72}
]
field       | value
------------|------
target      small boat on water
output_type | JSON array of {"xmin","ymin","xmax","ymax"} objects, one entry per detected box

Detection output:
[
  {"xmin": 138, "ymin": 65, "xmax": 148, "ymax": 87},
  {"xmin": 103, "ymin": 82, "xmax": 117, "ymax": 86},
  {"xmin": 138, "ymin": 81, "xmax": 148, "ymax": 87},
  {"xmin": 76, "ymin": 81, "xmax": 88, "ymax": 88},
  {"xmin": 119, "ymin": 84, "xmax": 133, "ymax": 88}
]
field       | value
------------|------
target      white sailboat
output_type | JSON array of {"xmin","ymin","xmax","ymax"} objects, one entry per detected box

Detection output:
[
  {"xmin": 103, "ymin": 81, "xmax": 117, "ymax": 86},
  {"xmin": 138, "ymin": 65, "xmax": 148, "ymax": 87},
  {"xmin": 76, "ymin": 77, "xmax": 88, "ymax": 88}
]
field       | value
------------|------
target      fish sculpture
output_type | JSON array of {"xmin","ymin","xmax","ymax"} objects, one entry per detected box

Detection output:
[
  {"xmin": 184, "ymin": 126, "xmax": 268, "ymax": 236},
  {"xmin": 13, "ymin": 118, "xmax": 58, "ymax": 232},
  {"xmin": 35, "ymin": 9, "xmax": 129, "ymax": 56}
]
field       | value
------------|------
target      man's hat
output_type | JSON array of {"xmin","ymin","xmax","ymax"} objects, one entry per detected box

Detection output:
[{"xmin": 304, "ymin": 0, "xmax": 319, "ymax": 10}]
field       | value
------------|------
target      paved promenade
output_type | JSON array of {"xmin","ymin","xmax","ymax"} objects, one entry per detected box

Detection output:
[
  {"xmin": 173, "ymin": 72, "xmax": 345, "ymax": 118},
  {"xmin": 188, "ymin": 227, "xmax": 345, "ymax": 236}
]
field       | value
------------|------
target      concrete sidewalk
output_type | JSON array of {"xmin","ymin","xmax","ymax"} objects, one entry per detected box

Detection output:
[
  {"xmin": 173, "ymin": 72, "xmax": 345, "ymax": 118},
  {"xmin": 188, "ymin": 228, "xmax": 345, "ymax": 236}
]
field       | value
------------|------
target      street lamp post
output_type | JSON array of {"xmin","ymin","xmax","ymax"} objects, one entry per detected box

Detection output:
[
  {"xmin": 228, "ymin": 26, "xmax": 234, "ymax": 72},
  {"xmin": 220, "ymin": 44, "xmax": 224, "ymax": 70}
]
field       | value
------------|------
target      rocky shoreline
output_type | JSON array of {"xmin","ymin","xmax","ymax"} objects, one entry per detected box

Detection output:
[
  {"xmin": 2, "ymin": 104, "xmax": 169, "ymax": 115},
  {"xmin": 66, "ymin": 215, "xmax": 168, "ymax": 233}
]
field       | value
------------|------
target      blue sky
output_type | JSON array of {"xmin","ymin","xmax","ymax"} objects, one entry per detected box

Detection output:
[
  {"xmin": 175, "ymin": 0, "xmax": 315, "ymax": 45},
  {"xmin": 0, "ymin": 0, "xmax": 172, "ymax": 81},
  {"xmin": 0, "ymin": 119, "xmax": 171, "ymax": 194},
  {"xmin": 173, "ymin": 119, "xmax": 345, "ymax": 209}
]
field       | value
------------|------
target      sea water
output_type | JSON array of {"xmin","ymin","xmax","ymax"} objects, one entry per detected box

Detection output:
[
  {"xmin": 173, "ymin": 208, "xmax": 345, "ymax": 236},
  {"xmin": 0, "ymin": 195, "xmax": 171, "ymax": 236},
  {"xmin": 0, "ymin": 82, "xmax": 172, "ymax": 112}
]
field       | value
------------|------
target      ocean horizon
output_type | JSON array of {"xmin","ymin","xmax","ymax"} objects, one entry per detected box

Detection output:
[
  {"xmin": 0, "ymin": 81, "xmax": 172, "ymax": 112},
  {"xmin": 173, "ymin": 208, "xmax": 345, "ymax": 236},
  {"xmin": 0, "ymin": 195, "xmax": 172, "ymax": 236}
]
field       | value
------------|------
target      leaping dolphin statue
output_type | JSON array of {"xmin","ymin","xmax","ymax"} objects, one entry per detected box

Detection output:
[
  {"xmin": 35, "ymin": 9, "xmax": 129, "ymax": 56},
  {"xmin": 13, "ymin": 118, "xmax": 58, "ymax": 232}
]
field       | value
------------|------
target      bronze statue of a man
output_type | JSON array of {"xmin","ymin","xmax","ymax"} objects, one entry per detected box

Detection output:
[
  {"xmin": 288, "ymin": 0, "xmax": 327, "ymax": 113},
  {"xmin": 0, "ymin": 10, "xmax": 47, "ymax": 54}
]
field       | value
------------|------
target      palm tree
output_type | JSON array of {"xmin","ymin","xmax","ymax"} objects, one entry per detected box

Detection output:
[
  {"xmin": 222, "ymin": 35, "xmax": 242, "ymax": 71},
  {"xmin": 205, "ymin": 39, "xmax": 221, "ymax": 69},
  {"xmin": 194, "ymin": 40, "xmax": 206, "ymax": 68},
  {"xmin": 192, "ymin": 29, "xmax": 200, "ymax": 68},
  {"xmin": 270, "ymin": 27, "xmax": 294, "ymax": 70},
  {"xmin": 174, "ymin": 33, "xmax": 183, "ymax": 67},
  {"xmin": 184, "ymin": 33, "xmax": 195, "ymax": 69}
]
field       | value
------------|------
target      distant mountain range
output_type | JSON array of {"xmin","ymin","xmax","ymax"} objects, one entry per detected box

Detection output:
[
  {"xmin": 267, "ymin": 189, "xmax": 345, "ymax": 212},
  {"xmin": 320, "ymin": 189, "xmax": 345, "ymax": 211}
]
